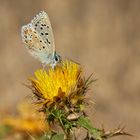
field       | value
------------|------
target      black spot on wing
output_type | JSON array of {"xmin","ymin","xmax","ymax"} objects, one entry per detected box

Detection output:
[
  {"xmin": 33, "ymin": 20, "xmax": 52, "ymax": 46},
  {"xmin": 47, "ymin": 39, "xmax": 51, "ymax": 44}
]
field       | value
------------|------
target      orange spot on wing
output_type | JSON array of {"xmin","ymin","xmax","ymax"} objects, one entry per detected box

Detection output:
[{"xmin": 24, "ymin": 30, "xmax": 28, "ymax": 34}]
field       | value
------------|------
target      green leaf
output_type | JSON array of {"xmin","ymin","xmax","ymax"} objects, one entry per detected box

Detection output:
[
  {"xmin": 51, "ymin": 109, "xmax": 64, "ymax": 119},
  {"xmin": 78, "ymin": 116, "xmax": 102, "ymax": 140},
  {"xmin": 51, "ymin": 134, "xmax": 64, "ymax": 140},
  {"xmin": 62, "ymin": 118, "xmax": 73, "ymax": 130}
]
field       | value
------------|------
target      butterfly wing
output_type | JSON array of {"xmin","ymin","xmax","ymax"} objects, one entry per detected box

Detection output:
[
  {"xmin": 21, "ymin": 23, "xmax": 52, "ymax": 64},
  {"xmin": 31, "ymin": 11, "xmax": 55, "ymax": 59}
]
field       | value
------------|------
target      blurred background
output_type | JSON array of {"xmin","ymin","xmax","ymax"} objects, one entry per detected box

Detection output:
[{"xmin": 0, "ymin": 0, "xmax": 140, "ymax": 139}]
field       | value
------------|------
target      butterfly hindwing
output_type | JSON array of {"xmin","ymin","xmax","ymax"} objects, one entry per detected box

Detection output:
[{"xmin": 21, "ymin": 23, "xmax": 52, "ymax": 63}]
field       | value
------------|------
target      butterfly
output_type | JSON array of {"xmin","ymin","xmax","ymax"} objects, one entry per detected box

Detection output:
[{"xmin": 21, "ymin": 11, "xmax": 60, "ymax": 68}]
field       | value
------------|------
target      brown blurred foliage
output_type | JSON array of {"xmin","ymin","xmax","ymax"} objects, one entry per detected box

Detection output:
[{"xmin": 0, "ymin": 0, "xmax": 139, "ymax": 139}]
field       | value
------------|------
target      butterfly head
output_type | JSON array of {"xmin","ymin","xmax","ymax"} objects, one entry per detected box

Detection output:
[
  {"xmin": 51, "ymin": 52, "xmax": 61, "ymax": 69},
  {"xmin": 54, "ymin": 53, "xmax": 61, "ymax": 62}
]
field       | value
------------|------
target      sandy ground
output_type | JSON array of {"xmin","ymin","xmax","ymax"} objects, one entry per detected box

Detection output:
[{"xmin": 0, "ymin": 0, "xmax": 140, "ymax": 139}]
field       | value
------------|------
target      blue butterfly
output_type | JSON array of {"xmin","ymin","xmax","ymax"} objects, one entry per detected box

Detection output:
[{"xmin": 21, "ymin": 11, "xmax": 60, "ymax": 68}]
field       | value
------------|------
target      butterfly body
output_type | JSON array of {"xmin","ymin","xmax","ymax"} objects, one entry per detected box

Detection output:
[{"xmin": 21, "ymin": 11, "xmax": 60, "ymax": 68}]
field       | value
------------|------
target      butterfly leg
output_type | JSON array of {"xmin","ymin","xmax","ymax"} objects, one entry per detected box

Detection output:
[
  {"xmin": 42, "ymin": 63, "xmax": 46, "ymax": 71},
  {"xmin": 51, "ymin": 59, "xmax": 57, "ymax": 70}
]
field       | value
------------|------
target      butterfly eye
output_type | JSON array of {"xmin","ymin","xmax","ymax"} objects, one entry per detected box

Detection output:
[{"xmin": 55, "ymin": 55, "xmax": 59, "ymax": 62}]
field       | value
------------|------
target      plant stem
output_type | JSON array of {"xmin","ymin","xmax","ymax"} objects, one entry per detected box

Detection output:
[{"xmin": 58, "ymin": 118, "xmax": 72, "ymax": 140}]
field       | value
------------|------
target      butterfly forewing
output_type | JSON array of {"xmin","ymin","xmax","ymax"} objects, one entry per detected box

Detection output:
[{"xmin": 31, "ymin": 11, "xmax": 55, "ymax": 57}]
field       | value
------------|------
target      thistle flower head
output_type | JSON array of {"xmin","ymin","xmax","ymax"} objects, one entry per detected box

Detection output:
[
  {"xmin": 29, "ymin": 60, "xmax": 91, "ymax": 109},
  {"xmin": 30, "ymin": 60, "xmax": 80, "ymax": 100}
]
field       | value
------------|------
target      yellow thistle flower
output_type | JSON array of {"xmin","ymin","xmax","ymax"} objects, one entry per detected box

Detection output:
[
  {"xmin": 3, "ymin": 101, "xmax": 49, "ymax": 133},
  {"xmin": 30, "ymin": 60, "xmax": 82, "ymax": 103}
]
